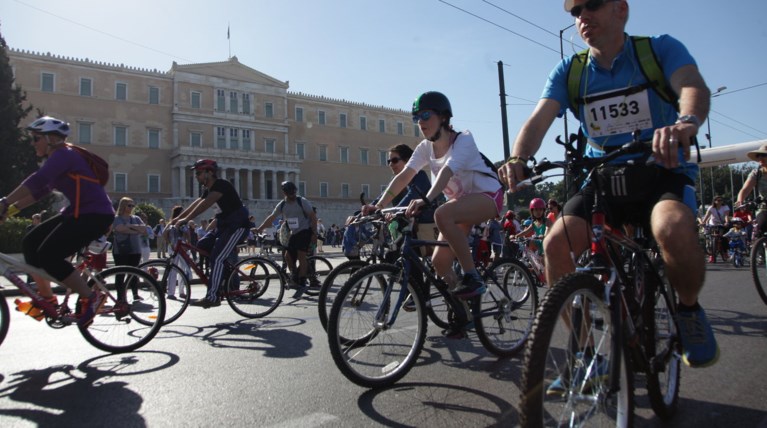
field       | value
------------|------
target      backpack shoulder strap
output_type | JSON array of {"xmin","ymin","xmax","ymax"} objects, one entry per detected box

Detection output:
[
  {"xmin": 631, "ymin": 35, "xmax": 679, "ymax": 111},
  {"xmin": 566, "ymin": 49, "xmax": 589, "ymax": 121}
]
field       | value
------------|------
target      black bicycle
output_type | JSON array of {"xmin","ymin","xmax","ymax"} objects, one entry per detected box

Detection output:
[
  {"xmin": 518, "ymin": 134, "xmax": 683, "ymax": 426},
  {"xmin": 742, "ymin": 198, "xmax": 767, "ymax": 304},
  {"xmin": 326, "ymin": 205, "xmax": 537, "ymax": 388}
]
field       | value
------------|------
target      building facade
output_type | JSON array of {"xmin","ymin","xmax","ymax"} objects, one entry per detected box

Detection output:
[{"xmin": 8, "ymin": 49, "xmax": 422, "ymax": 226}]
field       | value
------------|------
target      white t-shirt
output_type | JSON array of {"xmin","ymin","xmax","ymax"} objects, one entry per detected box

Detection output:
[
  {"xmin": 705, "ymin": 205, "xmax": 729, "ymax": 226},
  {"xmin": 406, "ymin": 130, "xmax": 499, "ymax": 200}
]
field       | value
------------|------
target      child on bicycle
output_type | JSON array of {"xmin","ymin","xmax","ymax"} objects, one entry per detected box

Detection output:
[
  {"xmin": 515, "ymin": 198, "xmax": 553, "ymax": 256},
  {"xmin": 723, "ymin": 218, "xmax": 747, "ymax": 260},
  {"xmin": 0, "ymin": 116, "xmax": 114, "ymax": 327},
  {"xmin": 363, "ymin": 91, "xmax": 502, "ymax": 303}
]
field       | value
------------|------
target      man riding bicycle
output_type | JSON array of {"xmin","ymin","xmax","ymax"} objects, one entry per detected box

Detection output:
[{"xmin": 499, "ymin": 0, "xmax": 718, "ymax": 369}]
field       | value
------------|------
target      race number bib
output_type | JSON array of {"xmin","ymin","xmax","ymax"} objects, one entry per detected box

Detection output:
[
  {"xmin": 585, "ymin": 88, "xmax": 652, "ymax": 138},
  {"xmin": 286, "ymin": 217, "xmax": 299, "ymax": 230}
]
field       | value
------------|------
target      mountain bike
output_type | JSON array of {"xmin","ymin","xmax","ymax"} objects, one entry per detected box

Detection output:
[
  {"xmin": 518, "ymin": 134, "xmax": 683, "ymax": 426},
  {"xmin": 0, "ymin": 241, "xmax": 165, "ymax": 353},
  {"xmin": 140, "ymin": 227, "xmax": 285, "ymax": 323},
  {"xmin": 743, "ymin": 198, "xmax": 767, "ymax": 305},
  {"xmin": 327, "ymin": 206, "xmax": 537, "ymax": 388}
]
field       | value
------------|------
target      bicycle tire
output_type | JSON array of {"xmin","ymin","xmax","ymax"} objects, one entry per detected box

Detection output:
[
  {"xmin": 475, "ymin": 257, "xmax": 537, "ymax": 357},
  {"xmin": 225, "ymin": 256, "xmax": 285, "ymax": 318},
  {"xmin": 749, "ymin": 236, "xmax": 767, "ymax": 305},
  {"xmin": 139, "ymin": 259, "xmax": 191, "ymax": 325},
  {"xmin": 425, "ymin": 284, "xmax": 451, "ymax": 330},
  {"xmin": 303, "ymin": 255, "xmax": 333, "ymax": 297},
  {"xmin": 327, "ymin": 263, "xmax": 426, "ymax": 388},
  {"xmin": 643, "ymin": 267, "xmax": 681, "ymax": 419},
  {"xmin": 520, "ymin": 273, "xmax": 634, "ymax": 427},
  {"xmin": 0, "ymin": 296, "xmax": 9, "ymax": 349},
  {"xmin": 318, "ymin": 259, "xmax": 369, "ymax": 331},
  {"xmin": 78, "ymin": 266, "xmax": 166, "ymax": 353}
]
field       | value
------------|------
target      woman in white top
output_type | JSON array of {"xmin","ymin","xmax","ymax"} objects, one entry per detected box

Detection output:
[
  {"xmin": 700, "ymin": 195, "xmax": 730, "ymax": 263},
  {"xmin": 364, "ymin": 91, "xmax": 502, "ymax": 303}
]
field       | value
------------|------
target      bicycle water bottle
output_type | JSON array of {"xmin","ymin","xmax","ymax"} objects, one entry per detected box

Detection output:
[{"xmin": 14, "ymin": 299, "xmax": 44, "ymax": 321}]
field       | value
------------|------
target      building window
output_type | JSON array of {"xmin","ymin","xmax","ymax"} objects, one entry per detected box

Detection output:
[
  {"xmin": 340, "ymin": 147, "xmax": 349, "ymax": 164},
  {"xmin": 379, "ymin": 150, "xmax": 387, "ymax": 166},
  {"xmin": 191, "ymin": 132, "xmax": 202, "ymax": 148},
  {"xmin": 397, "ymin": 122, "xmax": 404, "ymax": 135},
  {"xmin": 41, "ymin": 72, "xmax": 54, "ymax": 92},
  {"xmin": 340, "ymin": 113, "xmax": 347, "ymax": 128},
  {"xmin": 148, "ymin": 129, "xmax": 160, "ymax": 149},
  {"xmin": 379, "ymin": 119, "xmax": 385, "ymax": 133},
  {"xmin": 229, "ymin": 128, "xmax": 239, "ymax": 150},
  {"xmin": 115, "ymin": 173, "xmax": 127, "ymax": 192},
  {"xmin": 298, "ymin": 182, "xmax": 306, "ymax": 197},
  {"xmin": 360, "ymin": 148, "xmax": 369, "ymax": 165},
  {"xmin": 216, "ymin": 89, "xmax": 225, "ymax": 111},
  {"xmin": 296, "ymin": 143, "xmax": 305, "ymax": 160},
  {"xmin": 295, "ymin": 107, "xmax": 303, "ymax": 122},
  {"xmin": 80, "ymin": 78, "xmax": 92, "ymax": 97},
  {"xmin": 148, "ymin": 175, "xmax": 160, "ymax": 193},
  {"xmin": 191, "ymin": 91, "xmax": 201, "ymax": 109},
  {"xmin": 242, "ymin": 93, "xmax": 250, "ymax": 114},
  {"xmin": 318, "ymin": 110, "xmax": 326, "ymax": 125},
  {"xmin": 414, "ymin": 124, "xmax": 420, "ymax": 137},
  {"xmin": 229, "ymin": 91, "xmax": 238, "ymax": 112},
  {"xmin": 320, "ymin": 182, "xmax": 328, "ymax": 198},
  {"xmin": 149, "ymin": 86, "xmax": 160, "ymax": 105},
  {"xmin": 216, "ymin": 127, "xmax": 226, "ymax": 149},
  {"xmin": 242, "ymin": 129, "xmax": 251, "ymax": 151},
  {"xmin": 265, "ymin": 103, "xmax": 274, "ymax": 118},
  {"xmin": 341, "ymin": 183, "xmax": 350, "ymax": 199},
  {"xmin": 359, "ymin": 116, "xmax": 367, "ymax": 131},
  {"xmin": 78, "ymin": 122, "xmax": 92, "ymax": 144},
  {"xmin": 265, "ymin": 138, "xmax": 275, "ymax": 154},
  {"xmin": 115, "ymin": 82, "xmax": 127, "ymax": 101},
  {"xmin": 361, "ymin": 184, "xmax": 370, "ymax": 199},
  {"xmin": 319, "ymin": 145, "xmax": 327, "ymax": 161},
  {"xmin": 114, "ymin": 126, "xmax": 127, "ymax": 147}
]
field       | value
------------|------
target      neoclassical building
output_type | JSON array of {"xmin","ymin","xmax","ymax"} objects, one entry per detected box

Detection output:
[{"xmin": 8, "ymin": 48, "xmax": 421, "ymax": 226}]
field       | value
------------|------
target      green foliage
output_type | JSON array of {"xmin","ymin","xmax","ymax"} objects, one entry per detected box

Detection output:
[
  {"xmin": 134, "ymin": 202, "xmax": 165, "ymax": 226},
  {"xmin": 0, "ymin": 217, "xmax": 31, "ymax": 253}
]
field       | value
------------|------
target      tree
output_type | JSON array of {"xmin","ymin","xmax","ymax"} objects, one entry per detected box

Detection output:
[{"xmin": 0, "ymin": 26, "xmax": 36, "ymax": 197}]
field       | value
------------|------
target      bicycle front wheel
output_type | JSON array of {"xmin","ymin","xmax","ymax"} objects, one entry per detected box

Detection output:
[
  {"xmin": 0, "ymin": 296, "xmax": 9, "ymax": 349},
  {"xmin": 139, "ymin": 259, "xmax": 191, "ymax": 325},
  {"xmin": 327, "ymin": 263, "xmax": 426, "ymax": 388},
  {"xmin": 476, "ymin": 257, "xmax": 537, "ymax": 357},
  {"xmin": 79, "ymin": 266, "xmax": 166, "ymax": 353},
  {"xmin": 304, "ymin": 255, "xmax": 333, "ymax": 297},
  {"xmin": 318, "ymin": 259, "xmax": 368, "ymax": 332},
  {"xmin": 225, "ymin": 257, "xmax": 285, "ymax": 318},
  {"xmin": 749, "ymin": 236, "xmax": 767, "ymax": 305},
  {"xmin": 520, "ymin": 273, "xmax": 634, "ymax": 427}
]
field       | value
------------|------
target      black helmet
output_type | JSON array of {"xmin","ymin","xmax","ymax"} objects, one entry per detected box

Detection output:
[
  {"xmin": 190, "ymin": 159, "xmax": 218, "ymax": 171},
  {"xmin": 281, "ymin": 181, "xmax": 297, "ymax": 194},
  {"xmin": 412, "ymin": 91, "xmax": 452, "ymax": 118}
]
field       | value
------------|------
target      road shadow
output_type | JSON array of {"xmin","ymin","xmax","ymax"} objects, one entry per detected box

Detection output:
[
  {"xmin": 197, "ymin": 318, "xmax": 313, "ymax": 357},
  {"xmin": 357, "ymin": 381, "xmax": 517, "ymax": 427},
  {"xmin": 705, "ymin": 307, "xmax": 767, "ymax": 339}
]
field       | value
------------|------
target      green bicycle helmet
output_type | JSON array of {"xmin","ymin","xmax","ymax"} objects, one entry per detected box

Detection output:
[{"xmin": 412, "ymin": 91, "xmax": 452, "ymax": 118}]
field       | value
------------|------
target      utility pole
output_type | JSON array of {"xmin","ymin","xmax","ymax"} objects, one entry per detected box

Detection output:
[{"xmin": 498, "ymin": 61, "xmax": 510, "ymax": 161}]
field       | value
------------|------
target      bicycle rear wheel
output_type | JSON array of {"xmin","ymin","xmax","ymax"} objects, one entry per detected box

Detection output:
[
  {"xmin": 520, "ymin": 273, "xmax": 634, "ymax": 427},
  {"xmin": 749, "ymin": 236, "xmax": 767, "ymax": 305},
  {"xmin": 318, "ymin": 259, "xmax": 368, "ymax": 331},
  {"xmin": 327, "ymin": 263, "xmax": 426, "ymax": 388},
  {"xmin": 476, "ymin": 257, "xmax": 537, "ymax": 357},
  {"xmin": 0, "ymin": 296, "xmax": 9, "ymax": 349},
  {"xmin": 225, "ymin": 257, "xmax": 284, "ymax": 318},
  {"xmin": 304, "ymin": 255, "xmax": 333, "ymax": 297},
  {"xmin": 79, "ymin": 266, "xmax": 165, "ymax": 353},
  {"xmin": 139, "ymin": 259, "xmax": 191, "ymax": 325}
]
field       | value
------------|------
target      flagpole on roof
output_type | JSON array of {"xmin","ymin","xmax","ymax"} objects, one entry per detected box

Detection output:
[{"xmin": 227, "ymin": 23, "xmax": 231, "ymax": 59}]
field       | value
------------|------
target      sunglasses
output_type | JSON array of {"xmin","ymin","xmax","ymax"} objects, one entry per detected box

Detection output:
[
  {"xmin": 756, "ymin": 153, "xmax": 767, "ymax": 159},
  {"xmin": 32, "ymin": 135, "xmax": 43, "ymax": 142},
  {"xmin": 387, "ymin": 157, "xmax": 402, "ymax": 165},
  {"xmin": 570, "ymin": 0, "xmax": 619, "ymax": 17},
  {"xmin": 127, "ymin": 204, "xmax": 135, "ymax": 208},
  {"xmin": 412, "ymin": 110, "xmax": 435, "ymax": 123}
]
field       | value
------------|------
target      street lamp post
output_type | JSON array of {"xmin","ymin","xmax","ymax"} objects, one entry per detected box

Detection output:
[{"xmin": 704, "ymin": 86, "xmax": 727, "ymax": 202}]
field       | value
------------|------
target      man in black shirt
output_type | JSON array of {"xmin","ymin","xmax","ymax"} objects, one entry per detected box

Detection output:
[{"xmin": 170, "ymin": 159, "xmax": 250, "ymax": 308}]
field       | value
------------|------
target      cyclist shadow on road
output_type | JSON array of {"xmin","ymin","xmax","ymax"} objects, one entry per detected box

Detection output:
[
  {"xmin": 0, "ymin": 364, "xmax": 146, "ymax": 426},
  {"xmin": 199, "ymin": 318, "xmax": 312, "ymax": 358},
  {"xmin": 705, "ymin": 307, "xmax": 767, "ymax": 339}
]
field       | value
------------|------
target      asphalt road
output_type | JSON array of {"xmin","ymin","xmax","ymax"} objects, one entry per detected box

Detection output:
[{"xmin": 0, "ymin": 255, "xmax": 764, "ymax": 427}]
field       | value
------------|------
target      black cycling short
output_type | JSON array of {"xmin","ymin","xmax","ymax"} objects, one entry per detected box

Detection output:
[{"xmin": 563, "ymin": 166, "xmax": 696, "ymax": 228}]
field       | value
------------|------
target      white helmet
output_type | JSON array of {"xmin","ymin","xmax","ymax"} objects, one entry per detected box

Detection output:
[{"xmin": 26, "ymin": 116, "xmax": 70, "ymax": 137}]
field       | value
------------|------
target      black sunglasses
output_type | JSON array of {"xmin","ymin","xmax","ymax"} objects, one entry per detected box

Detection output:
[
  {"xmin": 412, "ymin": 110, "xmax": 435, "ymax": 124},
  {"xmin": 570, "ymin": 0, "xmax": 619, "ymax": 17},
  {"xmin": 756, "ymin": 153, "xmax": 767, "ymax": 159},
  {"xmin": 387, "ymin": 157, "xmax": 402, "ymax": 165}
]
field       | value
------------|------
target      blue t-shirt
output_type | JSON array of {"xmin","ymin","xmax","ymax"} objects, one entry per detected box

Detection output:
[{"xmin": 543, "ymin": 34, "xmax": 699, "ymax": 181}]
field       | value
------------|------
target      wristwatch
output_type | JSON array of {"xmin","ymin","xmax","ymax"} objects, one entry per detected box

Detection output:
[{"xmin": 676, "ymin": 114, "xmax": 701, "ymax": 128}]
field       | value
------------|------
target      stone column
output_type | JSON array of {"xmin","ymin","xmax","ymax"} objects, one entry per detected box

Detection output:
[{"xmin": 247, "ymin": 169, "xmax": 254, "ymax": 200}]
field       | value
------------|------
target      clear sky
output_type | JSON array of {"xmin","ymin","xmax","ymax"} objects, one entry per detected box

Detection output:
[{"xmin": 3, "ymin": 0, "xmax": 767, "ymax": 167}]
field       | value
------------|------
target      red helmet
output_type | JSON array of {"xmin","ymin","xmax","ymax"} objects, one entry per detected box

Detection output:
[
  {"xmin": 190, "ymin": 159, "xmax": 217, "ymax": 171},
  {"xmin": 529, "ymin": 198, "xmax": 546, "ymax": 210},
  {"xmin": 504, "ymin": 210, "xmax": 515, "ymax": 219}
]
